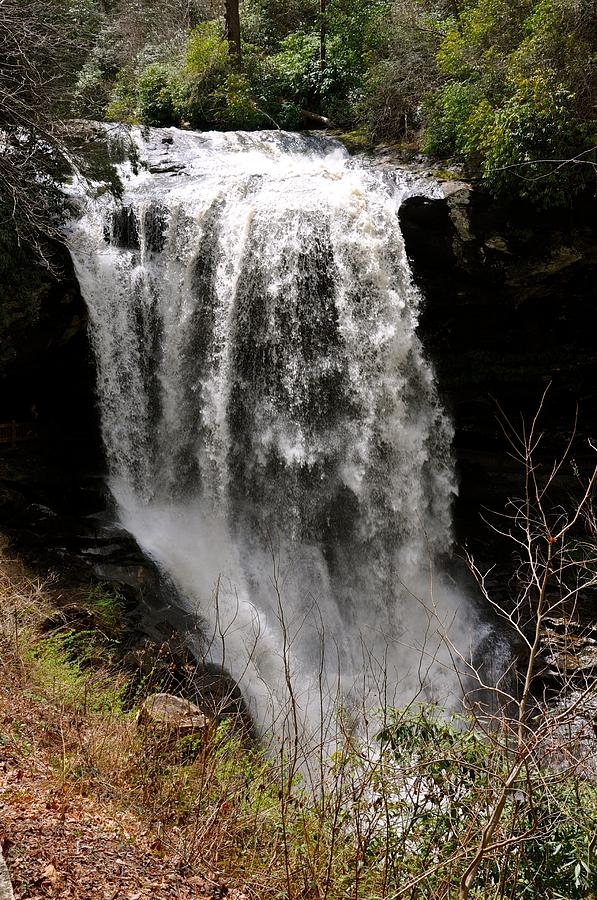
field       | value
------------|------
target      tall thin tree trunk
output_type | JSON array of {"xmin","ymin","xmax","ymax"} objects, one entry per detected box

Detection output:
[
  {"xmin": 225, "ymin": 0, "xmax": 242, "ymax": 68},
  {"xmin": 320, "ymin": 0, "xmax": 326, "ymax": 72}
]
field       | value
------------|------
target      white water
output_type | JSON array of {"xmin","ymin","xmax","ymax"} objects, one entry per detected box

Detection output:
[{"xmin": 67, "ymin": 126, "xmax": 476, "ymax": 747}]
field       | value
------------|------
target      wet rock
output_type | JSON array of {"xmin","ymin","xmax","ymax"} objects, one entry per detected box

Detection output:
[
  {"xmin": 540, "ymin": 615, "xmax": 597, "ymax": 685},
  {"xmin": 25, "ymin": 503, "xmax": 60, "ymax": 533},
  {"xmin": 148, "ymin": 162, "xmax": 186, "ymax": 175},
  {"xmin": 110, "ymin": 206, "xmax": 140, "ymax": 249},
  {"xmin": 143, "ymin": 203, "xmax": 167, "ymax": 253},
  {"xmin": 0, "ymin": 488, "xmax": 27, "ymax": 524},
  {"xmin": 446, "ymin": 186, "xmax": 475, "ymax": 242}
]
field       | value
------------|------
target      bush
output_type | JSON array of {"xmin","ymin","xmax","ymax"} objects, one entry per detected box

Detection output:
[
  {"xmin": 240, "ymin": 0, "xmax": 319, "ymax": 50},
  {"xmin": 136, "ymin": 63, "xmax": 180, "ymax": 125},
  {"xmin": 480, "ymin": 75, "xmax": 592, "ymax": 206},
  {"xmin": 270, "ymin": 30, "xmax": 322, "ymax": 109},
  {"xmin": 185, "ymin": 20, "xmax": 229, "ymax": 76},
  {"xmin": 106, "ymin": 22, "xmax": 234, "ymax": 128},
  {"xmin": 419, "ymin": 0, "xmax": 597, "ymax": 204},
  {"xmin": 213, "ymin": 72, "xmax": 268, "ymax": 128},
  {"xmin": 107, "ymin": 62, "xmax": 184, "ymax": 126},
  {"xmin": 73, "ymin": 60, "xmax": 112, "ymax": 118},
  {"xmin": 183, "ymin": 21, "xmax": 231, "ymax": 127},
  {"xmin": 423, "ymin": 81, "xmax": 489, "ymax": 158}
]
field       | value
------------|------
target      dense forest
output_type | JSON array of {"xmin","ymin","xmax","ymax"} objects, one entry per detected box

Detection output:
[{"xmin": 1, "ymin": 0, "xmax": 596, "ymax": 234}]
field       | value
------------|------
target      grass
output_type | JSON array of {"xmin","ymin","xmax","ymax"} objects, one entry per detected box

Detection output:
[{"xmin": 0, "ymin": 541, "xmax": 595, "ymax": 900}]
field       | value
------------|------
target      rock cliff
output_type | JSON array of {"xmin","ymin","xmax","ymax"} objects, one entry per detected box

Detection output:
[{"xmin": 400, "ymin": 182, "xmax": 597, "ymax": 553}]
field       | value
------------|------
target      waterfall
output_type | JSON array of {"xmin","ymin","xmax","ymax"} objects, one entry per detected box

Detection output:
[{"xmin": 67, "ymin": 126, "xmax": 475, "ymax": 745}]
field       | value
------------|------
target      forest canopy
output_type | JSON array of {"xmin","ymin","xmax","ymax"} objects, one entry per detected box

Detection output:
[{"xmin": 1, "ymin": 0, "xmax": 596, "ymax": 209}]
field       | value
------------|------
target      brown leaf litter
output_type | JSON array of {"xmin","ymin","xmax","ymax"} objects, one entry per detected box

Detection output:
[{"xmin": 0, "ymin": 674, "xmax": 248, "ymax": 900}]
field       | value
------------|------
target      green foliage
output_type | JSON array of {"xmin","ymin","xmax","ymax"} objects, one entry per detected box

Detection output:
[
  {"xmin": 73, "ymin": 60, "xmax": 112, "ymax": 119},
  {"xmin": 183, "ymin": 22, "xmax": 233, "ymax": 127},
  {"xmin": 240, "ymin": 0, "xmax": 319, "ymax": 50},
  {"xmin": 185, "ymin": 20, "xmax": 229, "ymax": 76},
  {"xmin": 213, "ymin": 73, "xmax": 268, "ymax": 128},
  {"xmin": 423, "ymin": 81, "xmax": 490, "ymax": 158},
  {"xmin": 480, "ymin": 76, "xmax": 591, "ymax": 205},
  {"xmin": 83, "ymin": 583, "xmax": 126, "ymax": 633},
  {"xmin": 270, "ymin": 30, "xmax": 321, "ymax": 108},
  {"xmin": 426, "ymin": 0, "xmax": 596, "ymax": 205},
  {"xmin": 107, "ymin": 22, "xmax": 235, "ymax": 128},
  {"xmin": 267, "ymin": 4, "xmax": 384, "ymax": 124},
  {"xmin": 363, "ymin": 5, "xmax": 443, "ymax": 142},
  {"xmin": 24, "ymin": 629, "xmax": 124, "ymax": 714},
  {"xmin": 136, "ymin": 63, "xmax": 180, "ymax": 126},
  {"xmin": 375, "ymin": 708, "xmax": 596, "ymax": 899},
  {"xmin": 67, "ymin": 0, "xmax": 597, "ymax": 205},
  {"xmin": 436, "ymin": 0, "xmax": 529, "ymax": 85}
]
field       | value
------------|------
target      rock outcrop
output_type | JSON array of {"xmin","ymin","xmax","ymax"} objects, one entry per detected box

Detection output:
[
  {"xmin": 400, "ymin": 182, "xmax": 597, "ymax": 554},
  {"xmin": 0, "ymin": 846, "xmax": 15, "ymax": 900},
  {"xmin": 137, "ymin": 693, "xmax": 209, "ymax": 736}
]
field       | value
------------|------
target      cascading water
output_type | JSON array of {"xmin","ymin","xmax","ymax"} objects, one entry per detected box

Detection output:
[{"xmin": 67, "ymin": 126, "xmax": 476, "ymax": 746}]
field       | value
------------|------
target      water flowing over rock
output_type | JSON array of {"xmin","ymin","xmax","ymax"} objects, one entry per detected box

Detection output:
[{"xmin": 66, "ymin": 126, "xmax": 480, "ymax": 746}]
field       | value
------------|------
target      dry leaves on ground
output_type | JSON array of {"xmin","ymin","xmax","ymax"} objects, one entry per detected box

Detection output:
[{"xmin": 0, "ymin": 675, "xmax": 248, "ymax": 900}]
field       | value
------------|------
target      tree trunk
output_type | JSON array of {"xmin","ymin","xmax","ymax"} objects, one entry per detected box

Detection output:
[
  {"xmin": 320, "ymin": 0, "xmax": 327, "ymax": 72},
  {"xmin": 225, "ymin": 0, "xmax": 241, "ymax": 68}
]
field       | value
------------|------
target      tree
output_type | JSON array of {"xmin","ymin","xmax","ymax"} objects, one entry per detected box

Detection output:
[
  {"xmin": 224, "ymin": 0, "xmax": 241, "ymax": 66},
  {"xmin": 320, "ymin": 0, "xmax": 326, "ymax": 71},
  {"xmin": 0, "ymin": 0, "xmax": 95, "ymax": 252}
]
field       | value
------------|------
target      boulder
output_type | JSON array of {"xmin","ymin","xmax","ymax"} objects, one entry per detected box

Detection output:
[
  {"xmin": 137, "ymin": 692, "xmax": 208, "ymax": 737},
  {"xmin": 0, "ymin": 845, "xmax": 14, "ymax": 900}
]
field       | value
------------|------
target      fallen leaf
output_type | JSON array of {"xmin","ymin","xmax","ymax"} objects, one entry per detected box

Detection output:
[{"xmin": 42, "ymin": 862, "xmax": 65, "ymax": 891}]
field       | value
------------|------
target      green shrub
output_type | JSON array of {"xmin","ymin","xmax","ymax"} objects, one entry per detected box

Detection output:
[
  {"xmin": 363, "ymin": 4, "xmax": 443, "ymax": 141},
  {"xmin": 106, "ymin": 66, "xmax": 141, "ymax": 123},
  {"xmin": 423, "ymin": 81, "xmax": 489, "ymax": 158},
  {"xmin": 24, "ymin": 630, "xmax": 124, "ymax": 714},
  {"xmin": 213, "ymin": 73, "xmax": 268, "ymax": 128},
  {"xmin": 271, "ymin": 30, "xmax": 322, "ymax": 109},
  {"xmin": 480, "ymin": 74, "xmax": 591, "ymax": 205},
  {"xmin": 422, "ymin": 0, "xmax": 596, "ymax": 204},
  {"xmin": 136, "ymin": 63, "xmax": 179, "ymax": 126},
  {"xmin": 376, "ymin": 708, "xmax": 596, "ymax": 898},
  {"xmin": 185, "ymin": 20, "xmax": 229, "ymax": 76},
  {"xmin": 182, "ymin": 21, "xmax": 231, "ymax": 127},
  {"xmin": 84, "ymin": 583, "xmax": 126, "ymax": 633},
  {"xmin": 240, "ymin": 0, "xmax": 319, "ymax": 50},
  {"xmin": 73, "ymin": 60, "xmax": 113, "ymax": 118}
]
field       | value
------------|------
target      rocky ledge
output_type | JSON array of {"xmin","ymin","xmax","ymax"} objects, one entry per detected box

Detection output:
[{"xmin": 398, "ymin": 180, "xmax": 597, "ymax": 555}]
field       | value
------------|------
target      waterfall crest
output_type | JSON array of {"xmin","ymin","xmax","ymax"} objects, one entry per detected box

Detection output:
[{"xmin": 68, "ymin": 127, "xmax": 472, "ymax": 741}]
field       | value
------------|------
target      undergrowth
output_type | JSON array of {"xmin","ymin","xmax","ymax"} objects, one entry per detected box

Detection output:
[{"xmin": 0, "ymin": 546, "xmax": 595, "ymax": 900}]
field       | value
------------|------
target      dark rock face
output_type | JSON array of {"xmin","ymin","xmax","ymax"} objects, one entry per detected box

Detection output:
[
  {"xmin": 401, "ymin": 185, "xmax": 597, "ymax": 557},
  {"xmin": 0, "ymin": 240, "xmax": 102, "ymax": 516}
]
